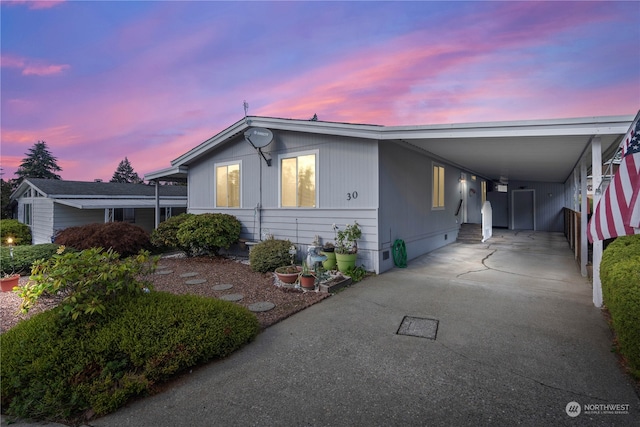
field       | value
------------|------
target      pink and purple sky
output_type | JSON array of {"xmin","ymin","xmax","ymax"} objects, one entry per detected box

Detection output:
[{"xmin": 1, "ymin": 0, "xmax": 639, "ymax": 181}]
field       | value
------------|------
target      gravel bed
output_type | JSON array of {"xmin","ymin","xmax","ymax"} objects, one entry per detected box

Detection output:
[{"xmin": 0, "ymin": 256, "xmax": 331, "ymax": 333}]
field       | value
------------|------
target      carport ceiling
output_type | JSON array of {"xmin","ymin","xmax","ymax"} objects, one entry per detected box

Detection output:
[{"xmin": 403, "ymin": 134, "xmax": 620, "ymax": 183}]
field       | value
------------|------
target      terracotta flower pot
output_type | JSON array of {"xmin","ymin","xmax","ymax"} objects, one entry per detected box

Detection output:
[
  {"xmin": 274, "ymin": 266, "xmax": 302, "ymax": 284},
  {"xmin": 1, "ymin": 274, "xmax": 20, "ymax": 292},
  {"xmin": 299, "ymin": 274, "xmax": 315, "ymax": 289}
]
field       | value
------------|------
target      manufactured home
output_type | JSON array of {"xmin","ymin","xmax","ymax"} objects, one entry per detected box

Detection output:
[
  {"xmin": 10, "ymin": 178, "xmax": 187, "ymax": 244},
  {"xmin": 146, "ymin": 115, "xmax": 634, "ymax": 277}
]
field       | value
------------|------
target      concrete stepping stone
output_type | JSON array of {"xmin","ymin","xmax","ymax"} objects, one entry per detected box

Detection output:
[
  {"xmin": 180, "ymin": 272, "xmax": 199, "ymax": 278},
  {"xmin": 248, "ymin": 301, "xmax": 275, "ymax": 312},
  {"xmin": 212, "ymin": 284, "xmax": 233, "ymax": 291},
  {"xmin": 155, "ymin": 270, "xmax": 173, "ymax": 275},
  {"xmin": 219, "ymin": 293, "xmax": 243, "ymax": 302},
  {"xmin": 185, "ymin": 279, "xmax": 207, "ymax": 285}
]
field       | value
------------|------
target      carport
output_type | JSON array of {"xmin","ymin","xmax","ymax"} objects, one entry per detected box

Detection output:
[{"xmin": 379, "ymin": 114, "xmax": 635, "ymax": 307}]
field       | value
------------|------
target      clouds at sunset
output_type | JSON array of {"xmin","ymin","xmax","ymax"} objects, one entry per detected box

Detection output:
[{"xmin": 1, "ymin": 1, "xmax": 638, "ymax": 181}]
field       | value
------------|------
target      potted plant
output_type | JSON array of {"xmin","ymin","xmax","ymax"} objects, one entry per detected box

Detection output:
[
  {"xmin": 320, "ymin": 242, "xmax": 336, "ymax": 270},
  {"xmin": 1, "ymin": 272, "xmax": 20, "ymax": 292},
  {"xmin": 274, "ymin": 265, "xmax": 302, "ymax": 284},
  {"xmin": 299, "ymin": 261, "xmax": 315, "ymax": 289},
  {"xmin": 335, "ymin": 221, "xmax": 362, "ymax": 272}
]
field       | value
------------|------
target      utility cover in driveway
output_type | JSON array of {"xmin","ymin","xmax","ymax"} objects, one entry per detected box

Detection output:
[{"xmin": 397, "ymin": 316, "xmax": 439, "ymax": 339}]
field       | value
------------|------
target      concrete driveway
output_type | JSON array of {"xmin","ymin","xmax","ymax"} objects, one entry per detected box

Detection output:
[{"xmin": 5, "ymin": 230, "xmax": 638, "ymax": 426}]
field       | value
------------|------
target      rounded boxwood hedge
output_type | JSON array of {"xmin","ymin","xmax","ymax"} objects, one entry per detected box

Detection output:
[
  {"xmin": 600, "ymin": 234, "xmax": 640, "ymax": 379},
  {"xmin": 249, "ymin": 239, "xmax": 293, "ymax": 273},
  {"xmin": 0, "ymin": 291, "xmax": 260, "ymax": 424}
]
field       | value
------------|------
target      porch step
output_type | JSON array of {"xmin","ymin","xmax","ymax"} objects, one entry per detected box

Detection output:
[{"xmin": 457, "ymin": 223, "xmax": 482, "ymax": 243}]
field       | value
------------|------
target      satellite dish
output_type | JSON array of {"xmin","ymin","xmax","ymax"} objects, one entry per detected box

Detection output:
[{"xmin": 244, "ymin": 127, "xmax": 273, "ymax": 148}]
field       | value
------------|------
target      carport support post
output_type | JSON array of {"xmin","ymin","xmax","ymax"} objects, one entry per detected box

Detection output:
[
  {"xmin": 591, "ymin": 137, "xmax": 603, "ymax": 308},
  {"xmin": 580, "ymin": 158, "xmax": 588, "ymax": 276},
  {"xmin": 154, "ymin": 179, "xmax": 160, "ymax": 229}
]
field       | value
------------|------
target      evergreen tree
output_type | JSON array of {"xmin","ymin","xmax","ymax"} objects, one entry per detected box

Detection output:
[
  {"xmin": 15, "ymin": 141, "xmax": 62, "ymax": 181},
  {"xmin": 110, "ymin": 157, "xmax": 142, "ymax": 184},
  {"xmin": 1, "ymin": 178, "xmax": 14, "ymax": 219}
]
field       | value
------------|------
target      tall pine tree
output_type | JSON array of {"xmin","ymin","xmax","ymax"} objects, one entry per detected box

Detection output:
[
  {"xmin": 110, "ymin": 157, "xmax": 142, "ymax": 184},
  {"xmin": 15, "ymin": 141, "xmax": 62, "ymax": 181}
]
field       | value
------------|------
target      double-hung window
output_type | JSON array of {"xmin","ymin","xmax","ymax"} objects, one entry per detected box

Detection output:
[
  {"xmin": 432, "ymin": 164, "xmax": 445, "ymax": 209},
  {"xmin": 216, "ymin": 162, "xmax": 241, "ymax": 208},
  {"xmin": 281, "ymin": 152, "xmax": 316, "ymax": 208}
]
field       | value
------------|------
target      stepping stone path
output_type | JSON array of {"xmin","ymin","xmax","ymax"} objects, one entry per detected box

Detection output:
[
  {"xmin": 155, "ymin": 270, "xmax": 173, "ymax": 275},
  {"xmin": 212, "ymin": 284, "xmax": 233, "ymax": 291},
  {"xmin": 219, "ymin": 293, "xmax": 244, "ymax": 302},
  {"xmin": 180, "ymin": 272, "xmax": 199, "ymax": 278},
  {"xmin": 248, "ymin": 302, "xmax": 276, "ymax": 312},
  {"xmin": 185, "ymin": 279, "xmax": 207, "ymax": 285}
]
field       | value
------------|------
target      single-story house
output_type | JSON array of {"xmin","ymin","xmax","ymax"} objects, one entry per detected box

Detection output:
[
  {"xmin": 10, "ymin": 178, "xmax": 187, "ymax": 244},
  {"xmin": 145, "ymin": 114, "xmax": 634, "ymax": 289}
]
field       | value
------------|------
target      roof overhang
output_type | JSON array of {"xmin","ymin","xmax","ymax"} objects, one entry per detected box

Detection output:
[
  {"xmin": 54, "ymin": 198, "xmax": 187, "ymax": 209},
  {"xmin": 146, "ymin": 114, "xmax": 635, "ymax": 185},
  {"xmin": 144, "ymin": 166, "xmax": 189, "ymax": 182}
]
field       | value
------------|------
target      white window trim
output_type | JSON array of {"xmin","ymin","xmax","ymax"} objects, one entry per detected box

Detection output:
[
  {"xmin": 278, "ymin": 149, "xmax": 319, "ymax": 208},
  {"xmin": 214, "ymin": 160, "xmax": 242, "ymax": 208},
  {"xmin": 432, "ymin": 162, "xmax": 445, "ymax": 210}
]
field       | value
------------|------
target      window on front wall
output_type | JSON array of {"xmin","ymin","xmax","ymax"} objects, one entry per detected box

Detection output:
[
  {"xmin": 281, "ymin": 153, "xmax": 316, "ymax": 208},
  {"xmin": 114, "ymin": 208, "xmax": 135, "ymax": 223},
  {"xmin": 216, "ymin": 162, "xmax": 241, "ymax": 208},
  {"xmin": 23, "ymin": 203, "xmax": 32, "ymax": 225},
  {"xmin": 432, "ymin": 164, "xmax": 445, "ymax": 209}
]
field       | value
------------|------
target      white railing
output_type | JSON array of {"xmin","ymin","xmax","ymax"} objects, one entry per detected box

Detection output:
[{"xmin": 481, "ymin": 201, "xmax": 493, "ymax": 242}]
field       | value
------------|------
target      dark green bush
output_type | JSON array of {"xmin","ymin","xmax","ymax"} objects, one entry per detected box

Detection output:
[
  {"xmin": 18, "ymin": 248, "xmax": 156, "ymax": 320},
  {"xmin": 54, "ymin": 222, "xmax": 152, "ymax": 257},
  {"xmin": 0, "ymin": 219, "xmax": 32, "ymax": 246},
  {"xmin": 600, "ymin": 234, "xmax": 640, "ymax": 379},
  {"xmin": 1, "ymin": 291, "xmax": 259, "ymax": 424},
  {"xmin": 150, "ymin": 213, "xmax": 193, "ymax": 252},
  {"xmin": 176, "ymin": 213, "xmax": 241, "ymax": 256},
  {"xmin": 249, "ymin": 239, "xmax": 293, "ymax": 273},
  {"xmin": 0, "ymin": 243, "xmax": 65, "ymax": 275}
]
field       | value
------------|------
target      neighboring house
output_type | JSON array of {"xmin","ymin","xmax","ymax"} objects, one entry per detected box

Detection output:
[
  {"xmin": 145, "ymin": 115, "xmax": 633, "ymax": 275},
  {"xmin": 10, "ymin": 178, "xmax": 187, "ymax": 244}
]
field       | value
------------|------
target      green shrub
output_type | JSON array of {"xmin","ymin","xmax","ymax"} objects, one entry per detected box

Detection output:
[
  {"xmin": 600, "ymin": 235, "xmax": 640, "ymax": 379},
  {"xmin": 54, "ymin": 222, "xmax": 152, "ymax": 257},
  {"xmin": 176, "ymin": 213, "xmax": 241, "ymax": 256},
  {"xmin": 0, "ymin": 243, "xmax": 67, "ymax": 275},
  {"xmin": 1, "ymin": 291, "xmax": 259, "ymax": 424},
  {"xmin": 17, "ymin": 247, "xmax": 157, "ymax": 320},
  {"xmin": 150, "ymin": 213, "xmax": 193, "ymax": 252},
  {"xmin": 249, "ymin": 239, "xmax": 293, "ymax": 273},
  {"xmin": 0, "ymin": 219, "xmax": 32, "ymax": 246}
]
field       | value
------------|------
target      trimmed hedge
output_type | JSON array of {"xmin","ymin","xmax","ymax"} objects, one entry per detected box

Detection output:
[
  {"xmin": 0, "ymin": 219, "xmax": 32, "ymax": 246},
  {"xmin": 600, "ymin": 234, "xmax": 640, "ymax": 379},
  {"xmin": 150, "ymin": 213, "xmax": 193, "ymax": 252},
  {"xmin": 176, "ymin": 213, "xmax": 241, "ymax": 256},
  {"xmin": 0, "ymin": 243, "xmax": 64, "ymax": 276},
  {"xmin": 1, "ymin": 291, "xmax": 260, "ymax": 424},
  {"xmin": 249, "ymin": 239, "xmax": 293, "ymax": 273}
]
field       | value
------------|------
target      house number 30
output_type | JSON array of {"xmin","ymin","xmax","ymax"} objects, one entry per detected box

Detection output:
[{"xmin": 347, "ymin": 191, "xmax": 358, "ymax": 201}]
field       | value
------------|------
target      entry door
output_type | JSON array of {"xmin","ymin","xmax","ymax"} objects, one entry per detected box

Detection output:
[{"xmin": 512, "ymin": 189, "xmax": 535, "ymax": 230}]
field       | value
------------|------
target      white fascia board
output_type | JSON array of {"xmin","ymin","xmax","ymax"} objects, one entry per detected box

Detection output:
[
  {"xmin": 54, "ymin": 198, "xmax": 187, "ymax": 209},
  {"xmin": 144, "ymin": 166, "xmax": 189, "ymax": 181},
  {"xmin": 381, "ymin": 115, "xmax": 635, "ymax": 140},
  {"xmin": 166, "ymin": 114, "xmax": 635, "ymax": 167}
]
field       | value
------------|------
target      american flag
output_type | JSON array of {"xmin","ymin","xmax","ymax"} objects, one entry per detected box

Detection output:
[{"xmin": 588, "ymin": 111, "xmax": 640, "ymax": 242}]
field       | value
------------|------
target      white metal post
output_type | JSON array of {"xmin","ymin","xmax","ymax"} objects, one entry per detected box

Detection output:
[
  {"xmin": 580, "ymin": 157, "xmax": 588, "ymax": 276},
  {"xmin": 591, "ymin": 137, "xmax": 603, "ymax": 307}
]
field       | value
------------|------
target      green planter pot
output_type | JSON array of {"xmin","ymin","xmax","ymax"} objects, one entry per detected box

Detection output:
[
  {"xmin": 321, "ymin": 251, "xmax": 336, "ymax": 270},
  {"xmin": 335, "ymin": 252, "xmax": 357, "ymax": 273}
]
